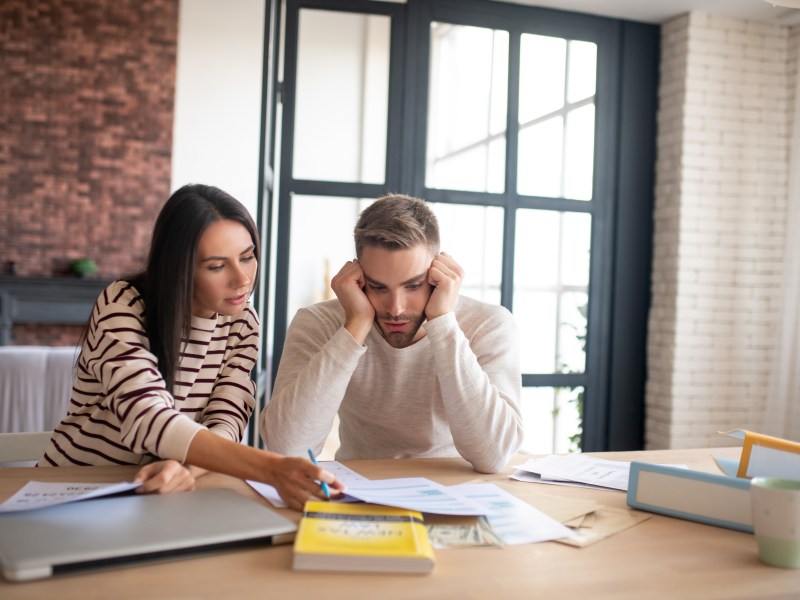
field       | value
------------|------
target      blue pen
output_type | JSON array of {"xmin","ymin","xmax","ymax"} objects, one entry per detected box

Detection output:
[{"xmin": 307, "ymin": 449, "xmax": 330, "ymax": 498}]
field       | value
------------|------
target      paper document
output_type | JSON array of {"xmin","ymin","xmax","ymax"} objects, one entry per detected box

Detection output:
[
  {"xmin": 448, "ymin": 483, "xmax": 576, "ymax": 544},
  {"xmin": 247, "ymin": 460, "xmax": 369, "ymax": 508},
  {"xmin": 713, "ymin": 456, "xmax": 739, "ymax": 477},
  {"xmin": 510, "ymin": 469, "xmax": 600, "ymax": 489},
  {"xmin": 0, "ymin": 481, "xmax": 141, "ymax": 513},
  {"xmin": 514, "ymin": 455, "xmax": 631, "ymax": 491},
  {"xmin": 491, "ymin": 480, "xmax": 600, "ymax": 524},
  {"xmin": 487, "ymin": 480, "xmax": 651, "ymax": 547},
  {"xmin": 343, "ymin": 477, "xmax": 487, "ymax": 515}
]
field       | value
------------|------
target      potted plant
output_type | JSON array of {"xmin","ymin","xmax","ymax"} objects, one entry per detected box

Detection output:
[{"xmin": 70, "ymin": 258, "xmax": 97, "ymax": 278}]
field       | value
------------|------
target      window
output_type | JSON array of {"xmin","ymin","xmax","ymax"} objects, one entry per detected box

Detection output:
[
  {"xmin": 426, "ymin": 23, "xmax": 508, "ymax": 193},
  {"xmin": 422, "ymin": 17, "xmax": 600, "ymax": 453},
  {"xmin": 265, "ymin": 0, "xmax": 658, "ymax": 452}
]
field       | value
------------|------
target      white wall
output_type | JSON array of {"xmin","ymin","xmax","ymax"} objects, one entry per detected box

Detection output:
[
  {"xmin": 647, "ymin": 12, "xmax": 795, "ymax": 448},
  {"xmin": 171, "ymin": 0, "xmax": 265, "ymax": 217}
]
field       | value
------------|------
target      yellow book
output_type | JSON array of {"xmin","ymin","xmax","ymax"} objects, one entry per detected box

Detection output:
[{"xmin": 293, "ymin": 501, "xmax": 435, "ymax": 574}]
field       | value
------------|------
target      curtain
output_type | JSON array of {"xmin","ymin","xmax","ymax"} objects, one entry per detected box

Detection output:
[{"xmin": 765, "ymin": 43, "xmax": 800, "ymax": 440}]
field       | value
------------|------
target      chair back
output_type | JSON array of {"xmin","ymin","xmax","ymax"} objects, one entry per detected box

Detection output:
[{"xmin": 0, "ymin": 431, "xmax": 52, "ymax": 466}]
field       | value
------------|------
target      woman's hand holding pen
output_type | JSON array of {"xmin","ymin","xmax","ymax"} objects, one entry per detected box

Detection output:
[
  {"xmin": 269, "ymin": 456, "xmax": 345, "ymax": 511},
  {"xmin": 185, "ymin": 431, "xmax": 343, "ymax": 511}
]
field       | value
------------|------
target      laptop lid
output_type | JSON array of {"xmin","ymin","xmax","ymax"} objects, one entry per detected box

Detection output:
[{"xmin": 0, "ymin": 487, "xmax": 297, "ymax": 582}]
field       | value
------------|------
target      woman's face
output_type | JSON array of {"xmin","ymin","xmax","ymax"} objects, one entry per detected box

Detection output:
[{"xmin": 192, "ymin": 219, "xmax": 258, "ymax": 318}]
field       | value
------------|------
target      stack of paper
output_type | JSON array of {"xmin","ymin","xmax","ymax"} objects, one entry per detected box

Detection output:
[
  {"xmin": 342, "ymin": 478, "xmax": 576, "ymax": 545},
  {"xmin": 511, "ymin": 454, "xmax": 632, "ymax": 491},
  {"xmin": 248, "ymin": 463, "xmax": 577, "ymax": 547}
]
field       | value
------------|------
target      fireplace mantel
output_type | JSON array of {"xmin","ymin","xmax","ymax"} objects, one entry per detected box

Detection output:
[{"xmin": 0, "ymin": 275, "xmax": 110, "ymax": 346}]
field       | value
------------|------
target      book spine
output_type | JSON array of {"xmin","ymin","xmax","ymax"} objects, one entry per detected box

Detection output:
[{"xmin": 626, "ymin": 462, "xmax": 753, "ymax": 533}]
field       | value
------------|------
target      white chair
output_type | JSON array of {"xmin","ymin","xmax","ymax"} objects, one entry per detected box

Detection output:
[
  {"xmin": 0, "ymin": 431, "xmax": 53, "ymax": 466},
  {"xmin": 0, "ymin": 346, "xmax": 77, "ymax": 433}
]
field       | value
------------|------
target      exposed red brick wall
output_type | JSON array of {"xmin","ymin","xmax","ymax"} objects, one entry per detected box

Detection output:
[
  {"xmin": 0, "ymin": 0, "xmax": 177, "ymax": 278},
  {"xmin": 12, "ymin": 324, "xmax": 84, "ymax": 347},
  {"xmin": 0, "ymin": 0, "xmax": 178, "ymax": 345}
]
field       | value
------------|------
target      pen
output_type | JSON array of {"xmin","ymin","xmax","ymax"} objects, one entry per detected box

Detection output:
[{"xmin": 307, "ymin": 449, "xmax": 330, "ymax": 498}]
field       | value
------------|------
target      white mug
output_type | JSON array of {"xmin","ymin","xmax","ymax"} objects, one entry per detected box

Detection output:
[{"xmin": 750, "ymin": 477, "xmax": 800, "ymax": 569}]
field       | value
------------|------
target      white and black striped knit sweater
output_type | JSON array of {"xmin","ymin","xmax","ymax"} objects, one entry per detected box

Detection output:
[{"xmin": 38, "ymin": 280, "xmax": 258, "ymax": 467}]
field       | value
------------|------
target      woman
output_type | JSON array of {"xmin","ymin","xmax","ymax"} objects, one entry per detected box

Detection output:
[{"xmin": 38, "ymin": 184, "xmax": 342, "ymax": 510}]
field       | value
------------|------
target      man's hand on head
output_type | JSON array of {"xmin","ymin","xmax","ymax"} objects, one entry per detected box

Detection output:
[
  {"xmin": 330, "ymin": 259, "xmax": 375, "ymax": 343},
  {"xmin": 425, "ymin": 252, "xmax": 464, "ymax": 320}
]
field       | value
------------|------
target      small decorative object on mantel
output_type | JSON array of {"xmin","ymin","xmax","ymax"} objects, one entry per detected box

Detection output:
[{"xmin": 70, "ymin": 258, "xmax": 97, "ymax": 279}]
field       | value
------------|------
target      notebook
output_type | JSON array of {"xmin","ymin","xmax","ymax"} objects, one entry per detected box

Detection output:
[{"xmin": 0, "ymin": 487, "xmax": 297, "ymax": 582}]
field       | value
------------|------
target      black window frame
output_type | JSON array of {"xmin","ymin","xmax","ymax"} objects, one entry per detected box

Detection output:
[{"xmin": 259, "ymin": 0, "xmax": 658, "ymax": 451}]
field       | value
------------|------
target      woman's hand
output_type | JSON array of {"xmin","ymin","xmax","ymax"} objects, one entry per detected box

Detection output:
[
  {"xmin": 268, "ymin": 456, "xmax": 345, "ymax": 511},
  {"xmin": 134, "ymin": 460, "xmax": 196, "ymax": 494}
]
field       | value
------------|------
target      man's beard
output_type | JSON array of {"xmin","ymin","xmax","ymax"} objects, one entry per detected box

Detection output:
[{"xmin": 376, "ymin": 312, "xmax": 426, "ymax": 348}]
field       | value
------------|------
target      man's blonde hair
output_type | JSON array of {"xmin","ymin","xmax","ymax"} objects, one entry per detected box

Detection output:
[{"xmin": 354, "ymin": 194, "xmax": 440, "ymax": 258}]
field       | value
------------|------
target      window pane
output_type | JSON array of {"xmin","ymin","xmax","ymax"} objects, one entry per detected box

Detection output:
[
  {"xmin": 429, "ymin": 146, "xmax": 488, "ymax": 193},
  {"xmin": 288, "ymin": 195, "xmax": 372, "ymax": 320},
  {"xmin": 567, "ymin": 40, "xmax": 597, "ymax": 104},
  {"xmin": 517, "ymin": 117, "xmax": 563, "ymax": 198},
  {"xmin": 520, "ymin": 386, "xmax": 583, "ymax": 454},
  {"xmin": 519, "ymin": 35, "xmax": 566, "ymax": 123},
  {"xmin": 514, "ymin": 209, "xmax": 591, "ymax": 374},
  {"xmin": 516, "ymin": 291, "xmax": 557, "ymax": 372},
  {"xmin": 514, "ymin": 209, "xmax": 559, "ymax": 287},
  {"xmin": 293, "ymin": 10, "xmax": 389, "ymax": 183},
  {"xmin": 517, "ymin": 33, "xmax": 597, "ymax": 201},
  {"xmin": 426, "ymin": 23, "xmax": 508, "ymax": 193},
  {"xmin": 564, "ymin": 104, "xmax": 595, "ymax": 200},
  {"xmin": 561, "ymin": 212, "xmax": 591, "ymax": 287},
  {"xmin": 433, "ymin": 203, "xmax": 503, "ymax": 305},
  {"xmin": 559, "ymin": 292, "xmax": 588, "ymax": 373}
]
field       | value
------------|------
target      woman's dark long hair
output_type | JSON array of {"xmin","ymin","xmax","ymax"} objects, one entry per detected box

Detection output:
[{"xmin": 125, "ymin": 184, "xmax": 260, "ymax": 394}]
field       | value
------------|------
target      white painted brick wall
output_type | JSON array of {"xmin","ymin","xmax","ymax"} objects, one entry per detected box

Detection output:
[{"xmin": 647, "ymin": 12, "xmax": 794, "ymax": 449}]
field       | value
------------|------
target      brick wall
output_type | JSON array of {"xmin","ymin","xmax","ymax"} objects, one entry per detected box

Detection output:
[
  {"xmin": 0, "ymin": 0, "xmax": 178, "ymax": 345},
  {"xmin": 11, "ymin": 324, "xmax": 84, "ymax": 347},
  {"xmin": 0, "ymin": 0, "xmax": 178, "ymax": 278},
  {"xmin": 647, "ymin": 12, "xmax": 794, "ymax": 448}
]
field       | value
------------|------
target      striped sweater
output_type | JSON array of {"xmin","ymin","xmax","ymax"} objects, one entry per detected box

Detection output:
[{"xmin": 38, "ymin": 280, "xmax": 259, "ymax": 467}]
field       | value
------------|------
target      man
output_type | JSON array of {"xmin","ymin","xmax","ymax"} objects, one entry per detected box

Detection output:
[{"xmin": 261, "ymin": 194, "xmax": 523, "ymax": 473}]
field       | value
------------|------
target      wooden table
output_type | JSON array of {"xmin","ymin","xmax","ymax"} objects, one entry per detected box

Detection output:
[{"xmin": 1, "ymin": 448, "xmax": 798, "ymax": 599}]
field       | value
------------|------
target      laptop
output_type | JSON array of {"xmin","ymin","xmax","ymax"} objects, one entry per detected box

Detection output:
[{"xmin": 0, "ymin": 487, "xmax": 297, "ymax": 582}]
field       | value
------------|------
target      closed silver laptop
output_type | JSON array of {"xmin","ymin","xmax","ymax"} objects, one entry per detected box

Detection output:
[{"xmin": 0, "ymin": 488, "xmax": 297, "ymax": 582}]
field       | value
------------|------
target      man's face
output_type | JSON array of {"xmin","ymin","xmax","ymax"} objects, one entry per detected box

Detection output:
[{"xmin": 358, "ymin": 244, "xmax": 434, "ymax": 348}]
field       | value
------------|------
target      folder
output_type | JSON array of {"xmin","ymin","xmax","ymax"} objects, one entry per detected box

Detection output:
[
  {"xmin": 626, "ymin": 462, "xmax": 753, "ymax": 533},
  {"xmin": 716, "ymin": 429, "xmax": 800, "ymax": 479}
]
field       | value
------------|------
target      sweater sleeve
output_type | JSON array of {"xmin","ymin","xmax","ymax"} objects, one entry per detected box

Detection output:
[
  {"xmin": 261, "ymin": 305, "xmax": 366, "ymax": 456},
  {"xmin": 85, "ymin": 291, "xmax": 203, "ymax": 462},
  {"xmin": 424, "ymin": 305, "xmax": 524, "ymax": 473},
  {"xmin": 201, "ymin": 307, "xmax": 259, "ymax": 442}
]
